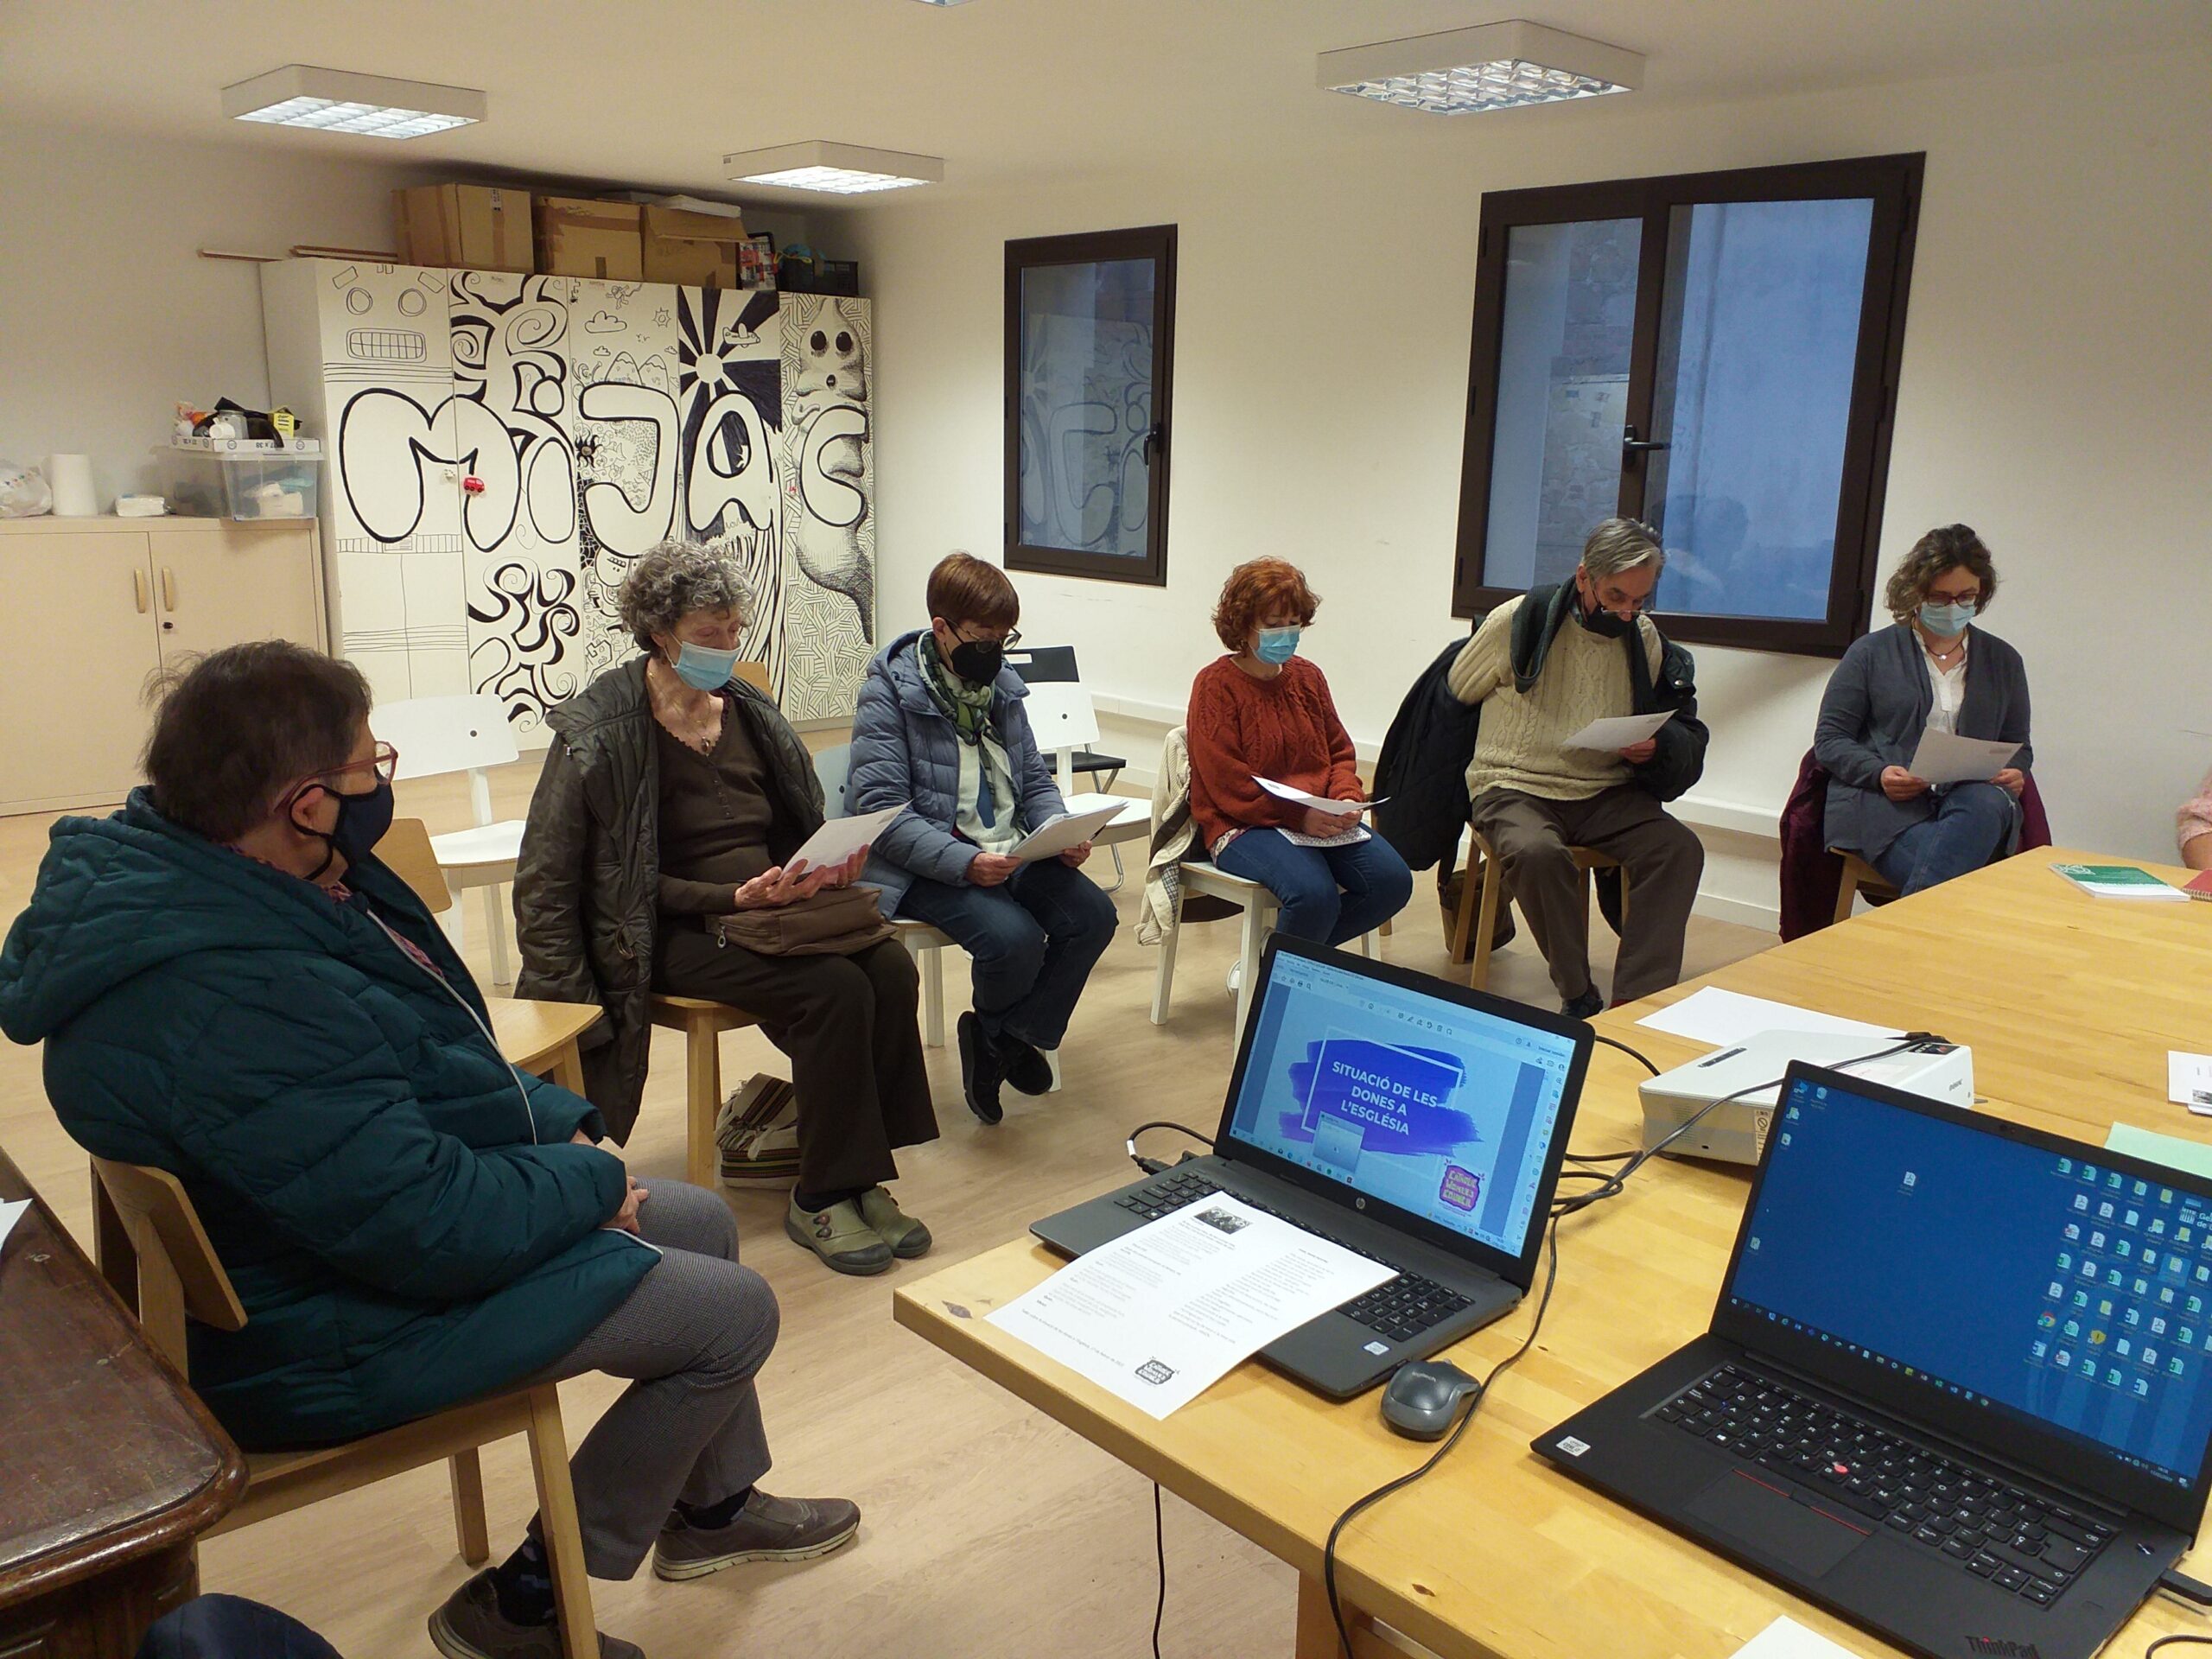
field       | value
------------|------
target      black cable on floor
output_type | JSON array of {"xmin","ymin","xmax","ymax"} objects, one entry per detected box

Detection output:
[
  {"xmin": 1321, "ymin": 1218, "xmax": 1561, "ymax": 1657},
  {"xmin": 1152, "ymin": 1481, "xmax": 1166, "ymax": 1659}
]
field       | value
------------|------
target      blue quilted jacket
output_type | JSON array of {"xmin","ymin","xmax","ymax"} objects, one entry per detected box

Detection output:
[
  {"xmin": 0, "ymin": 792, "xmax": 655, "ymax": 1450},
  {"xmin": 849, "ymin": 629, "xmax": 1065, "ymax": 916}
]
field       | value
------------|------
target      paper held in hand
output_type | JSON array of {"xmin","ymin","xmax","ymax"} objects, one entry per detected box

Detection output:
[
  {"xmin": 1562, "ymin": 710, "xmax": 1673, "ymax": 752},
  {"xmin": 1007, "ymin": 802, "xmax": 1126, "ymax": 863},
  {"xmin": 1254, "ymin": 776, "xmax": 1381, "ymax": 817},
  {"xmin": 786, "ymin": 803, "xmax": 907, "ymax": 872},
  {"xmin": 1904, "ymin": 728, "xmax": 2022, "ymax": 786}
]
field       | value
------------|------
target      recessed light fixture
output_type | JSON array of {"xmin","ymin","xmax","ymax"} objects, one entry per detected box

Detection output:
[
  {"xmin": 724, "ymin": 141, "xmax": 944, "ymax": 195},
  {"xmin": 910, "ymin": 0, "xmax": 978, "ymax": 6},
  {"xmin": 222, "ymin": 65, "xmax": 485, "ymax": 138},
  {"xmin": 1318, "ymin": 20, "xmax": 1642, "ymax": 114}
]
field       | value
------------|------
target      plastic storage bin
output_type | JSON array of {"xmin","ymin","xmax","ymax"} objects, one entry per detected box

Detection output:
[{"xmin": 159, "ymin": 437, "xmax": 323, "ymax": 521}]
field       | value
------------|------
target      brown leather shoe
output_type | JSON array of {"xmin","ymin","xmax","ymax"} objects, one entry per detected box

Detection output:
[
  {"xmin": 428, "ymin": 1570, "xmax": 642, "ymax": 1659},
  {"xmin": 652, "ymin": 1489, "xmax": 862, "ymax": 1581}
]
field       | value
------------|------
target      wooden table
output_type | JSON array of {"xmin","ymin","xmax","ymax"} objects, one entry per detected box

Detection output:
[
  {"xmin": 0, "ymin": 1147, "xmax": 246, "ymax": 1656},
  {"xmin": 894, "ymin": 847, "xmax": 2212, "ymax": 1658}
]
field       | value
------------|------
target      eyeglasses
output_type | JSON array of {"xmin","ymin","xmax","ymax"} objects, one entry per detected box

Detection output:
[
  {"xmin": 328, "ymin": 741, "xmax": 401, "ymax": 785},
  {"xmin": 957, "ymin": 626, "xmax": 1020, "ymax": 649},
  {"xmin": 1924, "ymin": 588, "xmax": 1981, "ymax": 607}
]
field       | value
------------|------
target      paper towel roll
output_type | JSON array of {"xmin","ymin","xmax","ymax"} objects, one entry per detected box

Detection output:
[{"xmin": 45, "ymin": 454, "xmax": 98, "ymax": 517}]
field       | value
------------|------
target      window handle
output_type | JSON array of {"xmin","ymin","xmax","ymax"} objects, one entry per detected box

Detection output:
[
  {"xmin": 1622, "ymin": 424, "xmax": 1670, "ymax": 457},
  {"xmin": 1141, "ymin": 424, "xmax": 1165, "ymax": 464}
]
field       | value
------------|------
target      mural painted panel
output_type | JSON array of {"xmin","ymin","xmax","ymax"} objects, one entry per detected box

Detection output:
[{"xmin": 777, "ymin": 294, "xmax": 874, "ymax": 721}]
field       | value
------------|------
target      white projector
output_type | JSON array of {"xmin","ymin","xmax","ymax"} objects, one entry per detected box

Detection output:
[{"xmin": 1638, "ymin": 1032, "xmax": 1974, "ymax": 1166}]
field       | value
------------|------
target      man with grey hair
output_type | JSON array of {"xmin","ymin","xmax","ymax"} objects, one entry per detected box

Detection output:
[{"xmin": 1447, "ymin": 517, "xmax": 1709, "ymax": 1017}]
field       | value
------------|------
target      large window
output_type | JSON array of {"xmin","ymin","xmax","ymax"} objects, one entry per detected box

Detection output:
[
  {"xmin": 1005, "ymin": 225, "xmax": 1176, "ymax": 586},
  {"xmin": 1453, "ymin": 156, "xmax": 1922, "ymax": 654}
]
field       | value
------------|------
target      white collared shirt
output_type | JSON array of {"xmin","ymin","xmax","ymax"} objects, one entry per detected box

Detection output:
[{"xmin": 1924, "ymin": 639, "xmax": 1968, "ymax": 735}]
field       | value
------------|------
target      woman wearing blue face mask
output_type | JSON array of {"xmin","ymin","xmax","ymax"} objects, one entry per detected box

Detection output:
[
  {"xmin": 1185, "ymin": 558, "xmax": 1413, "ymax": 957},
  {"xmin": 1815, "ymin": 524, "xmax": 2034, "ymax": 896},
  {"xmin": 516, "ymin": 542, "xmax": 938, "ymax": 1279}
]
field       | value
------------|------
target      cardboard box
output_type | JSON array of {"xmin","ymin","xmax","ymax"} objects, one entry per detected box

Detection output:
[
  {"xmin": 392, "ymin": 185, "xmax": 533, "ymax": 272},
  {"xmin": 640, "ymin": 203, "xmax": 747, "ymax": 288},
  {"xmin": 535, "ymin": 197, "xmax": 643, "ymax": 281}
]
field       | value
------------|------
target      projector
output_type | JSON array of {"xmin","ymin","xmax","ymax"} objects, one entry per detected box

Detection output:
[{"xmin": 1638, "ymin": 1032, "xmax": 1974, "ymax": 1166}]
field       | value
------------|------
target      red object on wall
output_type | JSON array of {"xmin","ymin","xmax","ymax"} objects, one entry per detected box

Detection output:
[{"xmin": 461, "ymin": 474, "xmax": 485, "ymax": 494}]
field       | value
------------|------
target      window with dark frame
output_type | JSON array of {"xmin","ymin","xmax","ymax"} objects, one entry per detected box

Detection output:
[
  {"xmin": 1452, "ymin": 155, "xmax": 1923, "ymax": 656},
  {"xmin": 1005, "ymin": 225, "xmax": 1177, "ymax": 587}
]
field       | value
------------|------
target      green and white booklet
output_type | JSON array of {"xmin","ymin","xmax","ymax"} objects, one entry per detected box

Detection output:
[{"xmin": 2050, "ymin": 862, "xmax": 2188, "ymax": 901}]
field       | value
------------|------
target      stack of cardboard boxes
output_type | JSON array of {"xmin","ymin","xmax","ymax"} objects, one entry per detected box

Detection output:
[{"xmin": 391, "ymin": 184, "xmax": 766, "ymax": 289}]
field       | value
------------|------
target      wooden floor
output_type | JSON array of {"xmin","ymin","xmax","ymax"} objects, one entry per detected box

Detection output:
[{"xmin": 0, "ymin": 763, "xmax": 1773, "ymax": 1656}]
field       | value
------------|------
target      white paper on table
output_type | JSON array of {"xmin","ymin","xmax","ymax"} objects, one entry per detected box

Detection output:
[
  {"xmin": 1730, "ymin": 1615, "xmax": 1872, "ymax": 1659},
  {"xmin": 1636, "ymin": 987, "xmax": 1899, "ymax": 1048},
  {"xmin": 785, "ymin": 803, "xmax": 907, "ymax": 871},
  {"xmin": 0, "ymin": 1198, "xmax": 29, "ymax": 1255},
  {"xmin": 1904, "ymin": 727, "xmax": 2022, "ymax": 786},
  {"xmin": 1254, "ymin": 776, "xmax": 1381, "ymax": 817},
  {"xmin": 1562, "ymin": 710, "xmax": 1674, "ymax": 752},
  {"xmin": 1281, "ymin": 823, "xmax": 1372, "ymax": 849},
  {"xmin": 988, "ymin": 1194, "xmax": 1395, "ymax": 1420},
  {"xmin": 1008, "ymin": 803, "xmax": 1128, "ymax": 862},
  {"xmin": 2172, "ymin": 1052, "xmax": 2212, "ymax": 1113}
]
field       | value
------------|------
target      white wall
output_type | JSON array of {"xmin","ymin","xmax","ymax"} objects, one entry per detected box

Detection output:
[{"xmin": 845, "ymin": 51, "xmax": 2212, "ymax": 926}]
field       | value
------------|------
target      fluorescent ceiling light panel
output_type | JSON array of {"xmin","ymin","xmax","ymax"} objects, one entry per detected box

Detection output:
[
  {"xmin": 223, "ymin": 65, "xmax": 485, "ymax": 138},
  {"xmin": 911, "ymin": 1, "xmax": 978, "ymax": 6},
  {"xmin": 725, "ymin": 141, "xmax": 944, "ymax": 194},
  {"xmin": 1319, "ymin": 20, "xmax": 1642, "ymax": 114}
]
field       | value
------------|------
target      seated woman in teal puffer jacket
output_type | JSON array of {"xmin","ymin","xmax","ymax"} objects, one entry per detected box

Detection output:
[{"xmin": 0, "ymin": 643, "xmax": 857, "ymax": 1659}]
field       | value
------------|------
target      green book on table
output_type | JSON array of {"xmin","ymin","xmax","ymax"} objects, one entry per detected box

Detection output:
[{"xmin": 2050, "ymin": 862, "xmax": 2187, "ymax": 901}]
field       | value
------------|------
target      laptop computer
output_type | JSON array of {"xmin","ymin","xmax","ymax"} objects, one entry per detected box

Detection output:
[
  {"xmin": 1032, "ymin": 933, "xmax": 1590, "ymax": 1398},
  {"xmin": 1535, "ymin": 1063, "xmax": 2212, "ymax": 1659}
]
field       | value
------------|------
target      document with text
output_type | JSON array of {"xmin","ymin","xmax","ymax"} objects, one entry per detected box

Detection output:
[
  {"xmin": 1905, "ymin": 728, "xmax": 2020, "ymax": 786},
  {"xmin": 1562, "ymin": 711, "xmax": 1673, "ymax": 752},
  {"xmin": 988, "ymin": 1195, "xmax": 1395, "ymax": 1419}
]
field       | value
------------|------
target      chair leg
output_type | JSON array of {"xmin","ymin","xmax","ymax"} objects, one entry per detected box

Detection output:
[
  {"xmin": 1233, "ymin": 902, "xmax": 1267, "ymax": 1037},
  {"xmin": 1448, "ymin": 849, "xmax": 1482, "ymax": 964},
  {"xmin": 1357, "ymin": 931, "xmax": 1376, "ymax": 959},
  {"xmin": 1469, "ymin": 857, "xmax": 1504, "ymax": 992},
  {"xmin": 523, "ymin": 1386, "xmax": 596, "ymax": 1659},
  {"xmin": 1103, "ymin": 841, "xmax": 1127, "ymax": 893},
  {"xmin": 1045, "ymin": 1048, "xmax": 1064, "ymax": 1092},
  {"xmin": 684, "ymin": 1016, "xmax": 720, "ymax": 1190},
  {"xmin": 449, "ymin": 1449, "xmax": 491, "ymax": 1566},
  {"xmin": 1378, "ymin": 915, "xmax": 1392, "ymax": 938},
  {"xmin": 482, "ymin": 883, "xmax": 511, "ymax": 988},
  {"xmin": 1150, "ymin": 894, "xmax": 1183, "ymax": 1026},
  {"xmin": 1834, "ymin": 866, "xmax": 1859, "ymax": 926},
  {"xmin": 922, "ymin": 944, "xmax": 945, "ymax": 1049}
]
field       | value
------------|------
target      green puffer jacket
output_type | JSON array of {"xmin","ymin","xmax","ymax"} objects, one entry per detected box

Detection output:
[{"xmin": 0, "ymin": 792, "xmax": 656, "ymax": 1451}]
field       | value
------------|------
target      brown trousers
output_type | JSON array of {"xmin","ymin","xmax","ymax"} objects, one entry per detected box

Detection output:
[
  {"xmin": 655, "ymin": 924, "xmax": 939, "ymax": 1194},
  {"xmin": 1469, "ymin": 785, "xmax": 1705, "ymax": 1007}
]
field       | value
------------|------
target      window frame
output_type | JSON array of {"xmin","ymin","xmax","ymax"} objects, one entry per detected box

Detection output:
[
  {"xmin": 1451, "ymin": 154, "xmax": 1924, "ymax": 657},
  {"xmin": 1004, "ymin": 223, "xmax": 1178, "ymax": 588}
]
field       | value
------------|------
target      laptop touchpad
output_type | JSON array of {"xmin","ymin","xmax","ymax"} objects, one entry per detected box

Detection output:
[{"xmin": 1687, "ymin": 1470, "xmax": 1869, "ymax": 1579}]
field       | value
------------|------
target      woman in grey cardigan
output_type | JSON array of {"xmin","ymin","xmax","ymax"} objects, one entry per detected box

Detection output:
[{"xmin": 1815, "ymin": 525, "xmax": 2032, "ymax": 896}]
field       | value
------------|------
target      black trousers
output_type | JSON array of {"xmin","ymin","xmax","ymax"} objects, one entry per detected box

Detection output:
[{"xmin": 655, "ymin": 922, "xmax": 939, "ymax": 1193}]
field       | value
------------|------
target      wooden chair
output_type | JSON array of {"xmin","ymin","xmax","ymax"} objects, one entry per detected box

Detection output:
[
  {"xmin": 1832, "ymin": 849, "xmax": 1902, "ymax": 924},
  {"xmin": 1447, "ymin": 828, "xmax": 1628, "ymax": 992},
  {"xmin": 90, "ymin": 1159, "xmax": 596, "ymax": 1659},
  {"xmin": 647, "ymin": 993, "xmax": 763, "ymax": 1187}
]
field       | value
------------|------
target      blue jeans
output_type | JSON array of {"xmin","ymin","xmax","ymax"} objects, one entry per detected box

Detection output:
[
  {"xmin": 896, "ymin": 855, "xmax": 1119, "ymax": 1051},
  {"xmin": 1212, "ymin": 829, "xmax": 1414, "ymax": 947},
  {"xmin": 1871, "ymin": 782, "xmax": 2016, "ymax": 896}
]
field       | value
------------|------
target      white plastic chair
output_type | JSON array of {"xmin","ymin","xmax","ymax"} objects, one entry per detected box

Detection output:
[
  {"xmin": 816, "ymin": 742, "xmax": 1060, "ymax": 1090},
  {"xmin": 371, "ymin": 695, "xmax": 526, "ymax": 987},
  {"xmin": 1020, "ymin": 681, "xmax": 1148, "ymax": 890}
]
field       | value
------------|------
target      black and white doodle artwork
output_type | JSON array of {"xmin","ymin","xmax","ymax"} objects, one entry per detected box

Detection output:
[
  {"xmin": 468, "ymin": 559, "xmax": 586, "ymax": 723},
  {"xmin": 677, "ymin": 287, "xmax": 786, "ymax": 675},
  {"xmin": 571, "ymin": 277, "xmax": 680, "ymax": 681},
  {"xmin": 778, "ymin": 295, "xmax": 875, "ymax": 721}
]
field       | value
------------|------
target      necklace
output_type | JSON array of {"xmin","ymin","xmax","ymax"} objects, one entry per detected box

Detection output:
[{"xmin": 648, "ymin": 663, "xmax": 722, "ymax": 753}]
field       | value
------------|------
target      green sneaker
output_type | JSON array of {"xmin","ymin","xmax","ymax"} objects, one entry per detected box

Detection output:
[
  {"xmin": 785, "ymin": 1197, "xmax": 893, "ymax": 1275},
  {"xmin": 857, "ymin": 1186, "xmax": 932, "ymax": 1259}
]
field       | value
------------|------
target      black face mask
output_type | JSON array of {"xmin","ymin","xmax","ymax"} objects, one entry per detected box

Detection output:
[
  {"xmin": 295, "ymin": 777, "xmax": 396, "ymax": 880},
  {"xmin": 949, "ymin": 638, "xmax": 1004, "ymax": 684},
  {"xmin": 1578, "ymin": 591, "xmax": 1635, "ymax": 639}
]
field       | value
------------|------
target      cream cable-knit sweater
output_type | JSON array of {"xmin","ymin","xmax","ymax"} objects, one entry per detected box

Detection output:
[{"xmin": 1447, "ymin": 594, "xmax": 1663, "ymax": 804}]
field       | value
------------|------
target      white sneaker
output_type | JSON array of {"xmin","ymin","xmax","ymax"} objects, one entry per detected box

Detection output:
[{"xmin": 1226, "ymin": 959, "xmax": 1244, "ymax": 992}]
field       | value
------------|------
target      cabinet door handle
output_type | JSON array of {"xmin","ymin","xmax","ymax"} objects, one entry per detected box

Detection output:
[
  {"xmin": 161, "ymin": 568, "xmax": 177, "ymax": 612},
  {"xmin": 134, "ymin": 568, "xmax": 149, "ymax": 613}
]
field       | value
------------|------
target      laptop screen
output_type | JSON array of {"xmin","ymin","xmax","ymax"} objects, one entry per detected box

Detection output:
[
  {"xmin": 1727, "ymin": 1074, "xmax": 2212, "ymax": 1492},
  {"xmin": 1224, "ymin": 946, "xmax": 1580, "ymax": 1260}
]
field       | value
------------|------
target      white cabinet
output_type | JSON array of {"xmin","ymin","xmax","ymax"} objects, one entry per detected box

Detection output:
[
  {"xmin": 261, "ymin": 258, "xmax": 877, "ymax": 741},
  {"xmin": 0, "ymin": 517, "xmax": 327, "ymax": 816}
]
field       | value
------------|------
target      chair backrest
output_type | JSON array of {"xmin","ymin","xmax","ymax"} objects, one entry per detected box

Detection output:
[
  {"xmin": 378, "ymin": 817, "xmax": 454, "ymax": 914},
  {"xmin": 1022, "ymin": 682, "xmax": 1103, "ymax": 796},
  {"xmin": 1005, "ymin": 645, "xmax": 1079, "ymax": 684},
  {"xmin": 372, "ymin": 695, "xmax": 520, "ymax": 782},
  {"xmin": 813, "ymin": 743, "xmax": 854, "ymax": 818},
  {"xmin": 733, "ymin": 661, "xmax": 773, "ymax": 698},
  {"xmin": 90, "ymin": 1157, "xmax": 246, "ymax": 1371}
]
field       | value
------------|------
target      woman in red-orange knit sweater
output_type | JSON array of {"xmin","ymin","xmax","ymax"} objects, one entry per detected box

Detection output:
[{"xmin": 1187, "ymin": 559, "xmax": 1413, "ymax": 949}]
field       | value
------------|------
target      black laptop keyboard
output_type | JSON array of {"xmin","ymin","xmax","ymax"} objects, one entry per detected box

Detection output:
[
  {"xmin": 1113, "ymin": 1169, "xmax": 1473, "ymax": 1344},
  {"xmin": 1661, "ymin": 1364, "xmax": 2113, "ymax": 1605}
]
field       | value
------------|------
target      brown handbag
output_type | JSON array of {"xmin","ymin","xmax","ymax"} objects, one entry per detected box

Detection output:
[{"xmin": 711, "ymin": 884, "xmax": 894, "ymax": 957}]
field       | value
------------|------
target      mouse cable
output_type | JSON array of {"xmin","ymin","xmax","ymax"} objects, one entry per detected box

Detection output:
[
  {"xmin": 1126, "ymin": 1120, "xmax": 1215, "ymax": 1176},
  {"xmin": 1552, "ymin": 1037, "xmax": 1932, "ymax": 1220},
  {"xmin": 1553, "ymin": 1035, "xmax": 1658, "ymax": 1167},
  {"xmin": 1591, "ymin": 1032, "xmax": 1662, "ymax": 1076},
  {"xmin": 1151, "ymin": 1481, "xmax": 1166, "ymax": 1658},
  {"xmin": 1322, "ymin": 1216, "xmax": 1562, "ymax": 1658}
]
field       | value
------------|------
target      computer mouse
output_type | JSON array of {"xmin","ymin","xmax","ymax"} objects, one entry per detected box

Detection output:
[{"xmin": 1380, "ymin": 1359, "xmax": 1481, "ymax": 1440}]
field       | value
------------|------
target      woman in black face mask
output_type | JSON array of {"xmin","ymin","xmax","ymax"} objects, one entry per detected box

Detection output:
[{"xmin": 849, "ymin": 552, "xmax": 1120, "ymax": 1127}]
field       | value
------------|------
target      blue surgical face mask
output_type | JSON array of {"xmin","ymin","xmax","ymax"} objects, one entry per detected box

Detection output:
[
  {"xmin": 1918, "ymin": 599, "xmax": 1976, "ymax": 638},
  {"xmin": 1254, "ymin": 626, "xmax": 1301, "ymax": 664},
  {"xmin": 670, "ymin": 639, "xmax": 741, "ymax": 691}
]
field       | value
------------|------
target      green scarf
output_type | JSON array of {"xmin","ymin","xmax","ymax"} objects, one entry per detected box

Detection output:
[{"xmin": 918, "ymin": 635, "xmax": 997, "ymax": 743}]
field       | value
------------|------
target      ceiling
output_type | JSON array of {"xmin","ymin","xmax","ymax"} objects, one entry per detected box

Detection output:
[{"xmin": 7, "ymin": 0, "xmax": 2206, "ymax": 208}]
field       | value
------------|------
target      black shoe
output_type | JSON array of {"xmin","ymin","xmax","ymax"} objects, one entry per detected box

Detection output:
[
  {"xmin": 997, "ymin": 1034, "xmax": 1054, "ymax": 1096},
  {"xmin": 1561, "ymin": 989, "xmax": 1605, "ymax": 1021},
  {"xmin": 957, "ymin": 1012, "xmax": 1004, "ymax": 1124}
]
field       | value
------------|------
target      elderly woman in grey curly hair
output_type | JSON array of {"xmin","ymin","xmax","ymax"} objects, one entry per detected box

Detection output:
[{"xmin": 516, "ymin": 540, "xmax": 938, "ymax": 1280}]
